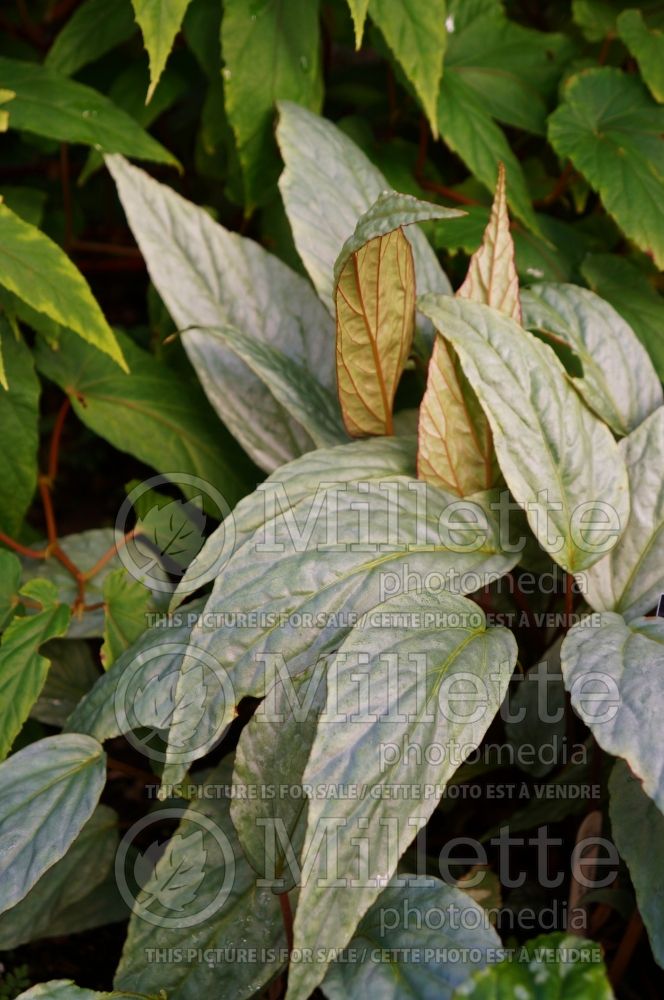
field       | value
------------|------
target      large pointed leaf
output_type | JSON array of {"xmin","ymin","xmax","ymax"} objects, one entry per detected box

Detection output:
[
  {"xmin": 0, "ymin": 56, "xmax": 177, "ymax": 167},
  {"xmin": 0, "ymin": 579, "xmax": 71, "ymax": 761},
  {"xmin": 417, "ymin": 163, "xmax": 516, "ymax": 495},
  {"xmin": 418, "ymin": 295, "xmax": 630, "ymax": 574},
  {"xmin": 322, "ymin": 877, "xmax": 500, "ymax": 999},
  {"xmin": 0, "ymin": 323, "xmax": 40, "ymax": 535},
  {"xmin": 171, "ymin": 436, "xmax": 419, "ymax": 605},
  {"xmin": 336, "ymin": 227, "xmax": 415, "ymax": 436},
  {"xmin": 192, "ymin": 324, "xmax": 346, "ymax": 448},
  {"xmin": 0, "ymin": 204, "xmax": 126, "ymax": 370},
  {"xmin": 35, "ymin": 327, "xmax": 252, "ymax": 510},
  {"xmin": 287, "ymin": 589, "xmax": 517, "ymax": 1000},
  {"xmin": 115, "ymin": 761, "xmax": 286, "ymax": 999},
  {"xmin": 436, "ymin": 70, "xmax": 540, "ymax": 233},
  {"xmin": 581, "ymin": 253, "xmax": 664, "ymax": 380},
  {"xmin": 368, "ymin": 0, "xmax": 446, "ymax": 135},
  {"xmin": 161, "ymin": 442, "xmax": 519, "ymax": 786},
  {"xmin": 618, "ymin": 9, "xmax": 664, "ymax": 103},
  {"xmin": 0, "ymin": 805, "xmax": 118, "ymax": 949},
  {"xmin": 609, "ymin": 759, "xmax": 664, "ymax": 968},
  {"xmin": 0, "ymin": 734, "xmax": 106, "ymax": 914},
  {"xmin": 562, "ymin": 613, "xmax": 664, "ymax": 812},
  {"xmin": 107, "ymin": 153, "xmax": 334, "ymax": 471},
  {"xmin": 222, "ymin": 0, "xmax": 323, "ymax": 210},
  {"xmin": 132, "ymin": 0, "xmax": 191, "ymax": 101},
  {"xmin": 45, "ymin": 0, "xmax": 136, "ymax": 77},
  {"xmin": 585, "ymin": 406, "xmax": 664, "ymax": 620},
  {"xmin": 276, "ymin": 101, "xmax": 452, "ymax": 316},
  {"xmin": 231, "ymin": 664, "xmax": 326, "ymax": 890},
  {"xmin": 455, "ymin": 931, "xmax": 614, "ymax": 998},
  {"xmin": 548, "ymin": 68, "xmax": 664, "ymax": 268},
  {"xmin": 522, "ymin": 283, "xmax": 662, "ymax": 436}
]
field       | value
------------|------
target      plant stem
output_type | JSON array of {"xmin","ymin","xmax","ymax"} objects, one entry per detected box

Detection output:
[
  {"xmin": 48, "ymin": 397, "xmax": 71, "ymax": 482},
  {"xmin": 610, "ymin": 910, "xmax": 644, "ymax": 987},
  {"xmin": 0, "ymin": 533, "xmax": 48, "ymax": 559},
  {"xmin": 82, "ymin": 529, "xmax": 135, "ymax": 581}
]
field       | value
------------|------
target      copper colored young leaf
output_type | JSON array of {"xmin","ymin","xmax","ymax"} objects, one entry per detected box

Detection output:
[
  {"xmin": 457, "ymin": 162, "xmax": 521, "ymax": 322},
  {"xmin": 336, "ymin": 227, "xmax": 415, "ymax": 437},
  {"xmin": 416, "ymin": 339, "xmax": 497, "ymax": 495},
  {"xmin": 417, "ymin": 165, "xmax": 518, "ymax": 495}
]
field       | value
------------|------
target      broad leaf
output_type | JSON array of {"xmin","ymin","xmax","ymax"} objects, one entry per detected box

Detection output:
[
  {"xmin": 368, "ymin": 0, "xmax": 446, "ymax": 135},
  {"xmin": 417, "ymin": 163, "xmax": 516, "ymax": 495},
  {"xmin": 115, "ymin": 761, "xmax": 286, "ymax": 999},
  {"xmin": 161, "ymin": 440, "xmax": 520, "ymax": 785},
  {"xmin": 222, "ymin": 0, "xmax": 323, "ymax": 210},
  {"xmin": 457, "ymin": 163, "xmax": 521, "ymax": 321},
  {"xmin": 581, "ymin": 253, "xmax": 664, "ymax": 380},
  {"xmin": 322, "ymin": 878, "xmax": 500, "ymax": 999},
  {"xmin": 333, "ymin": 192, "xmax": 464, "ymax": 285},
  {"xmin": 548, "ymin": 68, "xmax": 664, "ymax": 268},
  {"xmin": 231, "ymin": 664, "xmax": 327, "ymax": 890},
  {"xmin": 336, "ymin": 227, "xmax": 415, "ymax": 436},
  {"xmin": 107, "ymin": 153, "xmax": 334, "ymax": 471},
  {"xmin": 572, "ymin": 0, "xmax": 626, "ymax": 41},
  {"xmin": 454, "ymin": 931, "xmax": 614, "ymax": 998},
  {"xmin": 276, "ymin": 101, "xmax": 452, "ymax": 315},
  {"xmin": 31, "ymin": 640, "xmax": 100, "ymax": 728},
  {"xmin": 287, "ymin": 589, "xmax": 516, "ymax": 1000},
  {"xmin": 418, "ymin": 295, "xmax": 630, "ymax": 574},
  {"xmin": 0, "ymin": 56, "xmax": 177, "ymax": 167},
  {"xmin": 0, "ymin": 205, "xmax": 126, "ymax": 370},
  {"xmin": 445, "ymin": 3, "xmax": 574, "ymax": 135},
  {"xmin": 585, "ymin": 406, "xmax": 664, "ymax": 620},
  {"xmin": 347, "ymin": 0, "xmax": 370, "ymax": 47},
  {"xmin": 17, "ymin": 984, "xmax": 160, "ymax": 1000},
  {"xmin": 0, "ymin": 579, "xmax": 71, "ymax": 762},
  {"xmin": 172, "ymin": 436, "xmax": 420, "ymax": 604},
  {"xmin": 194, "ymin": 324, "xmax": 346, "ymax": 448},
  {"xmin": 562, "ymin": 613, "xmax": 664, "ymax": 812},
  {"xmin": 79, "ymin": 61, "xmax": 187, "ymax": 184},
  {"xmin": 522, "ymin": 282, "xmax": 662, "ymax": 436},
  {"xmin": 101, "ymin": 568, "xmax": 153, "ymax": 669},
  {"xmin": 417, "ymin": 337, "xmax": 497, "ymax": 495},
  {"xmin": 132, "ymin": 0, "xmax": 192, "ymax": 101},
  {"xmin": 609, "ymin": 759, "xmax": 664, "ymax": 967},
  {"xmin": 65, "ymin": 599, "xmax": 205, "ymax": 750},
  {"xmin": 618, "ymin": 9, "xmax": 664, "ymax": 103},
  {"xmin": 35, "ymin": 328, "xmax": 251, "ymax": 510},
  {"xmin": 45, "ymin": 0, "xmax": 136, "ymax": 77},
  {"xmin": 0, "ymin": 549, "xmax": 21, "ymax": 629},
  {"xmin": 0, "ymin": 733, "xmax": 106, "ymax": 914},
  {"xmin": 436, "ymin": 71, "xmax": 540, "ymax": 233},
  {"xmin": 0, "ymin": 805, "xmax": 118, "ymax": 949},
  {"xmin": 0, "ymin": 323, "xmax": 39, "ymax": 535}
]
